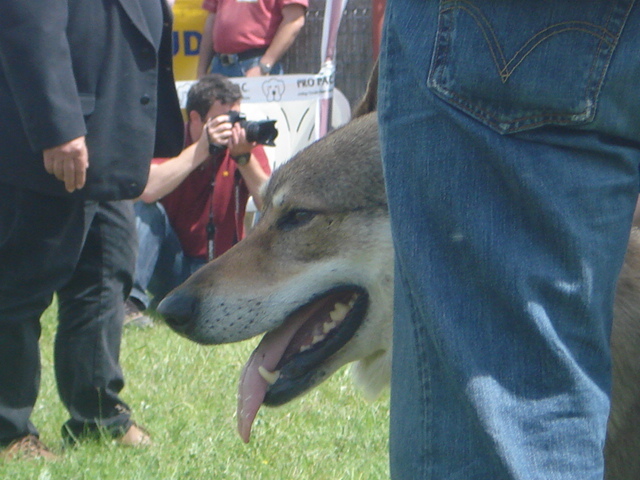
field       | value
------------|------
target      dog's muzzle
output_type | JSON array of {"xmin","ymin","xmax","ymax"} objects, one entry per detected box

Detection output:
[{"xmin": 157, "ymin": 290, "xmax": 198, "ymax": 333}]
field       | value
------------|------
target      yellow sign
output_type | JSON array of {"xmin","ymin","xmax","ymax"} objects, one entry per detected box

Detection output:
[{"xmin": 171, "ymin": 0, "xmax": 208, "ymax": 81}]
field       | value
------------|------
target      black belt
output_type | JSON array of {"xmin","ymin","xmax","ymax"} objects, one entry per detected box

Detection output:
[{"xmin": 216, "ymin": 48, "xmax": 268, "ymax": 67}]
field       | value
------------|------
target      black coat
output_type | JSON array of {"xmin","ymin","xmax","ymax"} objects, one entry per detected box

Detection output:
[{"xmin": 0, "ymin": 0, "xmax": 184, "ymax": 200}]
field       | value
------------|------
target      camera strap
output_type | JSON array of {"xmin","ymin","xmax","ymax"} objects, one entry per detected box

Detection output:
[
  {"xmin": 207, "ymin": 192, "xmax": 216, "ymax": 262},
  {"xmin": 206, "ymin": 215, "xmax": 215, "ymax": 262},
  {"xmin": 206, "ymin": 154, "xmax": 224, "ymax": 262},
  {"xmin": 205, "ymin": 151, "xmax": 245, "ymax": 262}
]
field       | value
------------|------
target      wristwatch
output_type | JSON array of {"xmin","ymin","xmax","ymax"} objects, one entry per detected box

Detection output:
[
  {"xmin": 231, "ymin": 153, "xmax": 251, "ymax": 166},
  {"xmin": 258, "ymin": 61, "xmax": 273, "ymax": 75}
]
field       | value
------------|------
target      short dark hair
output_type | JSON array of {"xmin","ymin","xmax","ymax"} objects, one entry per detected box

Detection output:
[{"xmin": 186, "ymin": 74, "xmax": 242, "ymax": 119}]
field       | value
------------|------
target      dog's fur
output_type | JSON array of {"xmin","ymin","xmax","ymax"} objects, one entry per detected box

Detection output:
[{"xmin": 159, "ymin": 72, "xmax": 640, "ymax": 478}]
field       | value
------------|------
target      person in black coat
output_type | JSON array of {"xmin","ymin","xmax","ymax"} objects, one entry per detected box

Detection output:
[{"xmin": 0, "ymin": 0, "xmax": 184, "ymax": 457}]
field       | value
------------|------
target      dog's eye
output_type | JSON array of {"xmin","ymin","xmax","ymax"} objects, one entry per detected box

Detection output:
[{"xmin": 277, "ymin": 209, "xmax": 316, "ymax": 230}]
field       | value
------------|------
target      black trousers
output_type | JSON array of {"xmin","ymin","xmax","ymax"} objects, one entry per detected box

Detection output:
[{"xmin": 0, "ymin": 184, "xmax": 137, "ymax": 444}]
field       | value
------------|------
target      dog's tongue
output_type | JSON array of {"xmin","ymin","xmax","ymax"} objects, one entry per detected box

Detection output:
[{"xmin": 237, "ymin": 309, "xmax": 311, "ymax": 443}]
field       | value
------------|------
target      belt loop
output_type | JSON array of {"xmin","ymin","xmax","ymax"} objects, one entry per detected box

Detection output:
[
  {"xmin": 216, "ymin": 48, "xmax": 268, "ymax": 67},
  {"xmin": 219, "ymin": 53, "xmax": 238, "ymax": 67}
]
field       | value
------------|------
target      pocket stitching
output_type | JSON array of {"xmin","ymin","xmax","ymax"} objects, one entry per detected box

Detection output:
[
  {"xmin": 429, "ymin": 0, "xmax": 633, "ymax": 133},
  {"xmin": 441, "ymin": 0, "xmax": 617, "ymax": 84}
]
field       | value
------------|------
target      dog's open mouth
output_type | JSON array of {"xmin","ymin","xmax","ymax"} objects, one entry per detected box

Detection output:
[{"xmin": 237, "ymin": 286, "xmax": 368, "ymax": 442}]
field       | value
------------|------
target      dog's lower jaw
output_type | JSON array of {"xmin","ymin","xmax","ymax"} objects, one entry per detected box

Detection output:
[{"xmin": 236, "ymin": 288, "xmax": 368, "ymax": 443}]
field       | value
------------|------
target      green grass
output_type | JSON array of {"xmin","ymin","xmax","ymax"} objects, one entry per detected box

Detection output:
[{"xmin": 1, "ymin": 302, "xmax": 390, "ymax": 479}]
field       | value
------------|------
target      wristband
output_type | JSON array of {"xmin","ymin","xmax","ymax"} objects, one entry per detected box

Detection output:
[
  {"xmin": 231, "ymin": 153, "xmax": 250, "ymax": 166},
  {"xmin": 259, "ymin": 61, "xmax": 272, "ymax": 75}
]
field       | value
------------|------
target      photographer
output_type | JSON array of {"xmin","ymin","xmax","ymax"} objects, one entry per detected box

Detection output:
[{"xmin": 125, "ymin": 74, "xmax": 271, "ymax": 325}]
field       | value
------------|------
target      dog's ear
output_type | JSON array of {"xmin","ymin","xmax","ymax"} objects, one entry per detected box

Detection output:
[{"xmin": 352, "ymin": 58, "xmax": 378, "ymax": 118}]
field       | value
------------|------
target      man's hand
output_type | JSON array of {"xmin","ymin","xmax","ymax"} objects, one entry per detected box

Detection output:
[
  {"xmin": 43, "ymin": 136, "xmax": 89, "ymax": 193},
  {"xmin": 245, "ymin": 65, "xmax": 262, "ymax": 77},
  {"xmin": 205, "ymin": 114, "xmax": 233, "ymax": 147},
  {"xmin": 205, "ymin": 114, "xmax": 254, "ymax": 153},
  {"xmin": 227, "ymin": 123, "xmax": 256, "ymax": 158}
]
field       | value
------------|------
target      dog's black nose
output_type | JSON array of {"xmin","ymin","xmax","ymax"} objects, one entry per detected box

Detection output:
[{"xmin": 157, "ymin": 290, "xmax": 198, "ymax": 332}]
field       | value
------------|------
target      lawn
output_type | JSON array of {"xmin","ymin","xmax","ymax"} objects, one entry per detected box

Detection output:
[{"xmin": 1, "ymin": 301, "xmax": 390, "ymax": 480}]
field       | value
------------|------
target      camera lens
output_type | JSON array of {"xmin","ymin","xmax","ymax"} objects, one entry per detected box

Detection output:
[
  {"xmin": 244, "ymin": 120, "xmax": 278, "ymax": 146},
  {"xmin": 227, "ymin": 111, "xmax": 278, "ymax": 146}
]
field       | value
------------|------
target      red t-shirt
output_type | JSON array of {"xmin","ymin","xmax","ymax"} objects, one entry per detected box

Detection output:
[
  {"xmin": 156, "ymin": 145, "xmax": 270, "ymax": 260},
  {"xmin": 202, "ymin": 0, "xmax": 308, "ymax": 54}
]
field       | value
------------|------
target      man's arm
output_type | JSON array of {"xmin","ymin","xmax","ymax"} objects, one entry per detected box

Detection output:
[
  {"xmin": 227, "ymin": 125, "xmax": 270, "ymax": 209},
  {"xmin": 0, "ymin": 1, "xmax": 88, "ymax": 190},
  {"xmin": 197, "ymin": 12, "xmax": 216, "ymax": 78},
  {"xmin": 246, "ymin": 4, "xmax": 306, "ymax": 77},
  {"xmin": 138, "ymin": 131, "xmax": 211, "ymax": 203},
  {"xmin": 235, "ymin": 156, "xmax": 270, "ymax": 210}
]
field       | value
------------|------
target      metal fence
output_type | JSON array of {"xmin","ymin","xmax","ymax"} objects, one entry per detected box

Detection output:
[{"xmin": 281, "ymin": 0, "xmax": 376, "ymax": 110}]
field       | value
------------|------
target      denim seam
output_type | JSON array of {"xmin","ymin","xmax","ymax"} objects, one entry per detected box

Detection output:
[
  {"xmin": 398, "ymin": 257, "xmax": 433, "ymax": 479},
  {"xmin": 588, "ymin": 0, "xmax": 636, "ymax": 124}
]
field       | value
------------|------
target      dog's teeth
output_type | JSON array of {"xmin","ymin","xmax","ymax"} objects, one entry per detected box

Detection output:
[
  {"xmin": 348, "ymin": 294, "xmax": 358, "ymax": 307},
  {"xmin": 323, "ymin": 320, "xmax": 337, "ymax": 334},
  {"xmin": 329, "ymin": 302, "xmax": 350, "ymax": 322},
  {"xmin": 258, "ymin": 366, "xmax": 280, "ymax": 385},
  {"xmin": 312, "ymin": 334, "xmax": 325, "ymax": 344},
  {"xmin": 300, "ymin": 345, "xmax": 311, "ymax": 353}
]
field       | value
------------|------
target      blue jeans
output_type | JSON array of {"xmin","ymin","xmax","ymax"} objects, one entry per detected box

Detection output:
[
  {"xmin": 210, "ymin": 55, "xmax": 284, "ymax": 78},
  {"xmin": 130, "ymin": 201, "xmax": 206, "ymax": 310},
  {"xmin": 378, "ymin": 1, "xmax": 640, "ymax": 479}
]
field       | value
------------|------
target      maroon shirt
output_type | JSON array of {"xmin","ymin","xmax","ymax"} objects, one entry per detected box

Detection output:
[{"xmin": 154, "ymin": 133, "xmax": 270, "ymax": 259}]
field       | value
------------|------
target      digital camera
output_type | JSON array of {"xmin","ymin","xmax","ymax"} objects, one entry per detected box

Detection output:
[{"xmin": 227, "ymin": 111, "xmax": 278, "ymax": 146}]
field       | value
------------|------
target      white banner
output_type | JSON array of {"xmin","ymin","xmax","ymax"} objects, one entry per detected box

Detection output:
[
  {"xmin": 176, "ymin": 72, "xmax": 337, "ymax": 106},
  {"xmin": 176, "ymin": 75, "xmax": 351, "ymax": 171}
]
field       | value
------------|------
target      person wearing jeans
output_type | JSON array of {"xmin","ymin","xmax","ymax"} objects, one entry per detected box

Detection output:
[
  {"xmin": 197, "ymin": 0, "xmax": 307, "ymax": 79},
  {"xmin": 129, "ymin": 201, "xmax": 207, "ymax": 313},
  {"xmin": 209, "ymin": 54, "xmax": 285, "ymax": 78},
  {"xmin": 125, "ymin": 75, "xmax": 271, "ymax": 325},
  {"xmin": 378, "ymin": 1, "xmax": 640, "ymax": 478}
]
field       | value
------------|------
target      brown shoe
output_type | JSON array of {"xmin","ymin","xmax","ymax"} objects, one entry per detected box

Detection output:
[
  {"xmin": 124, "ymin": 299, "xmax": 153, "ymax": 328},
  {"xmin": 117, "ymin": 423, "xmax": 152, "ymax": 447},
  {"xmin": 0, "ymin": 435, "xmax": 58, "ymax": 461}
]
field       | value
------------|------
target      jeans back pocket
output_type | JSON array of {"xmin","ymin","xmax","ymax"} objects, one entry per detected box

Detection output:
[{"xmin": 427, "ymin": 0, "xmax": 635, "ymax": 134}]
